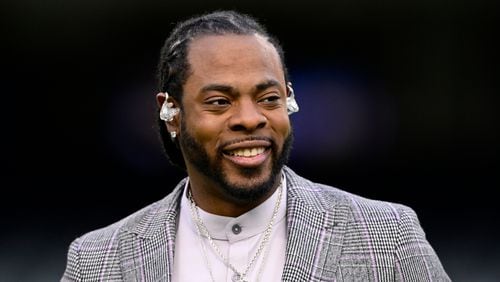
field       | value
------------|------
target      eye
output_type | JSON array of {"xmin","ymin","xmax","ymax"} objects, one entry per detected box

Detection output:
[
  {"xmin": 259, "ymin": 95, "xmax": 281, "ymax": 104},
  {"xmin": 205, "ymin": 97, "xmax": 231, "ymax": 106}
]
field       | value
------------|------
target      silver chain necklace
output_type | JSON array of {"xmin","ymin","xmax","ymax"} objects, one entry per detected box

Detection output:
[{"xmin": 187, "ymin": 180, "xmax": 283, "ymax": 282}]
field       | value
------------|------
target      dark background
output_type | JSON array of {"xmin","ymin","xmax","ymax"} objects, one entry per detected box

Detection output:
[{"xmin": 4, "ymin": 0, "xmax": 499, "ymax": 281}]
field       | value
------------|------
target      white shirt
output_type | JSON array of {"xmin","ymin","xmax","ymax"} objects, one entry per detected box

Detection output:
[{"xmin": 172, "ymin": 175, "xmax": 287, "ymax": 282}]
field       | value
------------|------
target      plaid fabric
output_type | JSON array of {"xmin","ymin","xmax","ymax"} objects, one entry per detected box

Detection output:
[{"xmin": 61, "ymin": 167, "xmax": 450, "ymax": 281}]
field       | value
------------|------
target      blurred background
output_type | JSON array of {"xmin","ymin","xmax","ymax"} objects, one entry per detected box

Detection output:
[{"xmin": 4, "ymin": 0, "xmax": 499, "ymax": 281}]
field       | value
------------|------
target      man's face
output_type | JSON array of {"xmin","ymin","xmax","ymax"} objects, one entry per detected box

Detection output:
[{"xmin": 178, "ymin": 34, "xmax": 292, "ymax": 202}]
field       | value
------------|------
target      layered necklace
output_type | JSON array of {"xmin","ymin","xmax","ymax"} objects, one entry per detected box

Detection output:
[{"xmin": 187, "ymin": 180, "xmax": 284, "ymax": 282}]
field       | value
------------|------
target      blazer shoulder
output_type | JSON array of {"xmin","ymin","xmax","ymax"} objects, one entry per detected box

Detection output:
[
  {"xmin": 305, "ymin": 183, "xmax": 450, "ymax": 281},
  {"xmin": 284, "ymin": 166, "xmax": 418, "ymax": 227},
  {"xmin": 345, "ymin": 190, "xmax": 417, "ymax": 224},
  {"xmin": 70, "ymin": 179, "xmax": 184, "ymax": 249},
  {"xmin": 61, "ymin": 180, "xmax": 185, "ymax": 281},
  {"xmin": 284, "ymin": 166, "xmax": 414, "ymax": 217}
]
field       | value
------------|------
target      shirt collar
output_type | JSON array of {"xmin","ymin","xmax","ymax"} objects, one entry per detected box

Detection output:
[{"xmin": 180, "ymin": 173, "xmax": 287, "ymax": 243}]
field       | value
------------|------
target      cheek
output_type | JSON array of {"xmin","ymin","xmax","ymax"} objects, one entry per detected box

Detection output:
[
  {"xmin": 271, "ymin": 115, "xmax": 292, "ymax": 139},
  {"xmin": 186, "ymin": 114, "xmax": 224, "ymax": 147}
]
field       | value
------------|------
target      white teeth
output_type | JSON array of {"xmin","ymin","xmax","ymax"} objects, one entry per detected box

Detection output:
[{"xmin": 229, "ymin": 147, "xmax": 265, "ymax": 157}]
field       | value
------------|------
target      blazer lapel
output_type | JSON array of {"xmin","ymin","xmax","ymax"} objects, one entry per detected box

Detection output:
[
  {"xmin": 282, "ymin": 167, "xmax": 349, "ymax": 282},
  {"xmin": 119, "ymin": 180, "xmax": 186, "ymax": 282}
]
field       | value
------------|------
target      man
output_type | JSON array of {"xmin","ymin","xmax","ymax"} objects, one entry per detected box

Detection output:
[{"xmin": 62, "ymin": 11, "xmax": 450, "ymax": 281}]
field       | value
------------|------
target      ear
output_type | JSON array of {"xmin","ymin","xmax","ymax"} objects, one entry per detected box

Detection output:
[
  {"xmin": 156, "ymin": 92, "xmax": 167, "ymax": 107},
  {"xmin": 156, "ymin": 92, "xmax": 181, "ymax": 134}
]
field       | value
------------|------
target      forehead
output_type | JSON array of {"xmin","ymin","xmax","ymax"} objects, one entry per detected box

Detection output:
[{"xmin": 186, "ymin": 34, "xmax": 285, "ymax": 84}]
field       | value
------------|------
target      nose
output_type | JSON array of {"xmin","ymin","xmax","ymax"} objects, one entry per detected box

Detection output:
[{"xmin": 228, "ymin": 99, "xmax": 267, "ymax": 132}]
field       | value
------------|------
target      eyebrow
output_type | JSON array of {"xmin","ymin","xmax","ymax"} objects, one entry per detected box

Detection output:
[
  {"xmin": 200, "ymin": 84, "xmax": 235, "ymax": 95},
  {"xmin": 255, "ymin": 79, "xmax": 281, "ymax": 92},
  {"xmin": 200, "ymin": 79, "xmax": 282, "ymax": 96}
]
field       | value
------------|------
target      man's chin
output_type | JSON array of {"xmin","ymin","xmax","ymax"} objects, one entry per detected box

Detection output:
[{"xmin": 219, "ymin": 168, "xmax": 278, "ymax": 202}]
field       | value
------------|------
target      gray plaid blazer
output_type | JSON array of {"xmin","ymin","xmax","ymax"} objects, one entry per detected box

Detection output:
[{"xmin": 62, "ymin": 167, "xmax": 450, "ymax": 281}]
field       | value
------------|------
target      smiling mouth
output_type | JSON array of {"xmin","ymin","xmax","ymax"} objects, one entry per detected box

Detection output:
[{"xmin": 225, "ymin": 147, "xmax": 267, "ymax": 157}]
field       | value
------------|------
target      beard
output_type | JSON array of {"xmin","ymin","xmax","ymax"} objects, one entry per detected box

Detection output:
[{"xmin": 179, "ymin": 120, "xmax": 293, "ymax": 202}]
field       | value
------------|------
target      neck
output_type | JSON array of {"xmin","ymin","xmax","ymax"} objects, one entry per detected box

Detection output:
[{"xmin": 186, "ymin": 169, "xmax": 282, "ymax": 217}]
